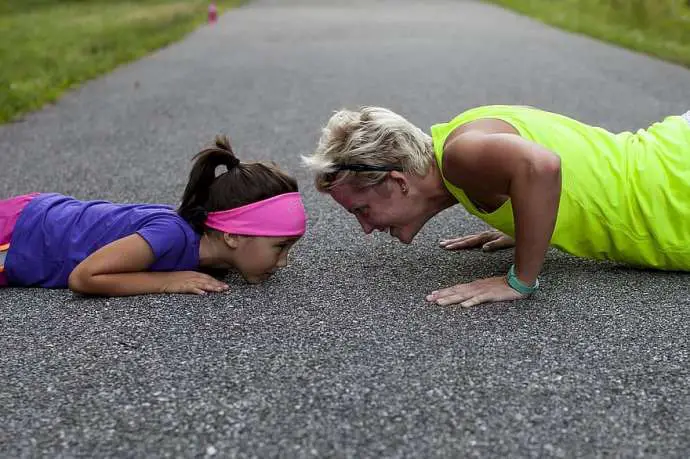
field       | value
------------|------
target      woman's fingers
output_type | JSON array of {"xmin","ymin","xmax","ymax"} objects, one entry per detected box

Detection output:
[
  {"xmin": 441, "ymin": 238, "xmax": 481, "ymax": 250},
  {"xmin": 440, "ymin": 231, "xmax": 504, "ymax": 251},
  {"xmin": 481, "ymin": 235, "xmax": 515, "ymax": 252},
  {"xmin": 459, "ymin": 293, "xmax": 492, "ymax": 308},
  {"xmin": 426, "ymin": 283, "xmax": 474, "ymax": 305},
  {"xmin": 427, "ymin": 276, "xmax": 526, "ymax": 307}
]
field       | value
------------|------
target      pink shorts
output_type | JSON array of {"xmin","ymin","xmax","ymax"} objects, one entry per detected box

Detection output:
[{"xmin": 0, "ymin": 193, "xmax": 39, "ymax": 286}]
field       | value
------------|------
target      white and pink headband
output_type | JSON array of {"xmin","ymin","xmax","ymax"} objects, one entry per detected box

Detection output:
[{"xmin": 205, "ymin": 192, "xmax": 306, "ymax": 237}]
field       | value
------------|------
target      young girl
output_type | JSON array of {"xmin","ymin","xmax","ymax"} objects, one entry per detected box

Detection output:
[{"xmin": 0, "ymin": 136, "xmax": 307, "ymax": 296}]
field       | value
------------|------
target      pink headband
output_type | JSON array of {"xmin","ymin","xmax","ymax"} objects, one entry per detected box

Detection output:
[{"xmin": 205, "ymin": 192, "xmax": 306, "ymax": 237}]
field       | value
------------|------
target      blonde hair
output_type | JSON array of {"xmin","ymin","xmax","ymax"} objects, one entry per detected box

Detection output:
[{"xmin": 302, "ymin": 106, "xmax": 434, "ymax": 191}]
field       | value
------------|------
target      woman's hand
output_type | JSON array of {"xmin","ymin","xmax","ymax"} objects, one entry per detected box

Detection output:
[
  {"xmin": 440, "ymin": 230, "xmax": 515, "ymax": 252},
  {"xmin": 426, "ymin": 276, "xmax": 526, "ymax": 307}
]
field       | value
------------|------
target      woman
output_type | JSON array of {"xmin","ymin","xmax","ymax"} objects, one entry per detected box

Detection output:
[{"xmin": 302, "ymin": 105, "xmax": 690, "ymax": 307}]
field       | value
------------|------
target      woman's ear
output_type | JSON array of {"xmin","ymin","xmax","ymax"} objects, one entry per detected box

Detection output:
[
  {"xmin": 223, "ymin": 233, "xmax": 241, "ymax": 249},
  {"xmin": 389, "ymin": 171, "xmax": 410, "ymax": 195}
]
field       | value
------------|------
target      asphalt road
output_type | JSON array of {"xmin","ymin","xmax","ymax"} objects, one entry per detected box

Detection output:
[{"xmin": 1, "ymin": 0, "xmax": 689, "ymax": 457}]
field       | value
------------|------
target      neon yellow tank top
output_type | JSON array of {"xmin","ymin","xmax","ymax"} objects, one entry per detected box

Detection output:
[{"xmin": 430, "ymin": 105, "xmax": 690, "ymax": 270}]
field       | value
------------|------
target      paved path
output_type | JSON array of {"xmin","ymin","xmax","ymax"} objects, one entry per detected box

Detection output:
[{"xmin": 1, "ymin": 0, "xmax": 689, "ymax": 456}]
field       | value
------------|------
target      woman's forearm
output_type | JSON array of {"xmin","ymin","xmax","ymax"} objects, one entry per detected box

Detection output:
[{"xmin": 509, "ymin": 154, "xmax": 562, "ymax": 285}]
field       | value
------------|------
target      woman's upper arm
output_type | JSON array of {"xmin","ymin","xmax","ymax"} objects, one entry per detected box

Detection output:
[{"xmin": 441, "ymin": 130, "xmax": 559, "ymax": 195}]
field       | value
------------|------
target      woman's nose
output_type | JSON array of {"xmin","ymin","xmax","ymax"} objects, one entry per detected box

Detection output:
[{"xmin": 357, "ymin": 215, "xmax": 374, "ymax": 234}]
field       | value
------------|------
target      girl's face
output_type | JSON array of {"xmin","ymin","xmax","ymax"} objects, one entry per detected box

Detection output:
[{"xmin": 230, "ymin": 236, "xmax": 300, "ymax": 283}]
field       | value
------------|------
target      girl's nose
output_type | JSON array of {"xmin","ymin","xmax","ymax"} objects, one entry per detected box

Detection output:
[{"xmin": 276, "ymin": 253, "xmax": 288, "ymax": 268}]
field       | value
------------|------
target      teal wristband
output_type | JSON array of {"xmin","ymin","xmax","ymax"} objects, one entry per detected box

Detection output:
[{"xmin": 506, "ymin": 264, "xmax": 539, "ymax": 295}]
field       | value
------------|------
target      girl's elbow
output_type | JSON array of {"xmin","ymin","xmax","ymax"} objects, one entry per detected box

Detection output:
[{"xmin": 67, "ymin": 269, "xmax": 91, "ymax": 294}]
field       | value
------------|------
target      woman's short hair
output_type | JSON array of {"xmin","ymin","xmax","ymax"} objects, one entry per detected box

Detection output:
[{"xmin": 303, "ymin": 106, "xmax": 433, "ymax": 191}]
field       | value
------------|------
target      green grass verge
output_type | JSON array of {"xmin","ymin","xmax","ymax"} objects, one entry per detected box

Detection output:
[
  {"xmin": 0, "ymin": 0, "xmax": 246, "ymax": 124},
  {"xmin": 484, "ymin": 0, "xmax": 690, "ymax": 68}
]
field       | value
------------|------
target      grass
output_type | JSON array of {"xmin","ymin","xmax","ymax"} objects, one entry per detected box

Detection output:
[
  {"xmin": 484, "ymin": 0, "xmax": 690, "ymax": 68},
  {"xmin": 0, "ymin": 0, "xmax": 246, "ymax": 124}
]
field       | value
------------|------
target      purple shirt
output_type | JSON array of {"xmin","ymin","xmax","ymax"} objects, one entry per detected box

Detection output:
[{"xmin": 5, "ymin": 193, "xmax": 200, "ymax": 288}]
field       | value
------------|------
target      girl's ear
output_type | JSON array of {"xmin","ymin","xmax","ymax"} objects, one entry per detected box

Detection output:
[{"xmin": 223, "ymin": 233, "xmax": 241, "ymax": 249}]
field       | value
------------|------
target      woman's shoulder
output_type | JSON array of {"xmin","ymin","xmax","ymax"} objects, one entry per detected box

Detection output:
[{"xmin": 446, "ymin": 104, "xmax": 535, "ymax": 123}]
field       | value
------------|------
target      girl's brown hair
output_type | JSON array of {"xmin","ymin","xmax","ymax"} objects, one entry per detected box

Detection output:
[{"xmin": 178, "ymin": 135, "xmax": 298, "ymax": 233}]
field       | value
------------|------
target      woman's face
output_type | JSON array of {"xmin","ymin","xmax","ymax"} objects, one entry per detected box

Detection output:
[{"xmin": 328, "ymin": 175, "xmax": 431, "ymax": 244}]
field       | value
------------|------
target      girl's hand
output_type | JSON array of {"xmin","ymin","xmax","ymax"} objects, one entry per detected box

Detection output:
[
  {"xmin": 426, "ymin": 276, "xmax": 525, "ymax": 308},
  {"xmin": 160, "ymin": 271, "xmax": 230, "ymax": 295},
  {"xmin": 439, "ymin": 230, "xmax": 515, "ymax": 252}
]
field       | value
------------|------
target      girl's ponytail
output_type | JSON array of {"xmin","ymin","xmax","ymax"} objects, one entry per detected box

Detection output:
[
  {"xmin": 178, "ymin": 135, "xmax": 299, "ymax": 234},
  {"xmin": 178, "ymin": 136, "xmax": 240, "ymax": 233}
]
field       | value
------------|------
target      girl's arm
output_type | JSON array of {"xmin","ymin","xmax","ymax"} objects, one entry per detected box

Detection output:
[
  {"xmin": 68, "ymin": 234, "xmax": 229, "ymax": 297},
  {"xmin": 427, "ymin": 130, "xmax": 561, "ymax": 306}
]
